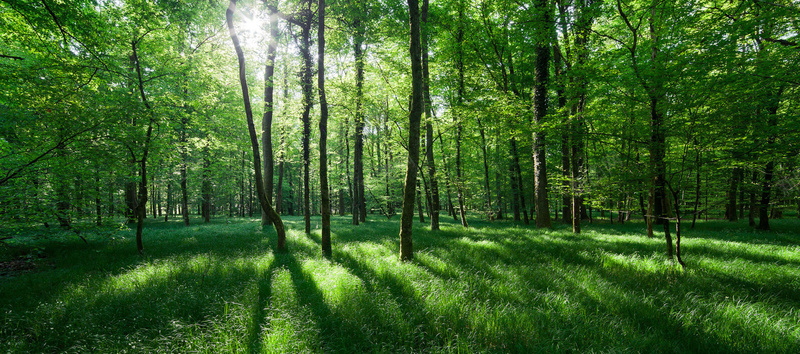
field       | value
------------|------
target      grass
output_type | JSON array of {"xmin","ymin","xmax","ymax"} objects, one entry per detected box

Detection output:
[{"xmin": 1, "ymin": 215, "xmax": 799, "ymax": 353}]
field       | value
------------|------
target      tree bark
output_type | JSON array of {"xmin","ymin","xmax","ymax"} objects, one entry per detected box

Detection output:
[{"xmin": 400, "ymin": 0, "xmax": 423, "ymax": 261}]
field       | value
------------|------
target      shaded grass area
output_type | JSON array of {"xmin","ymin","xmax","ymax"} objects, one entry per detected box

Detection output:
[{"xmin": 1, "ymin": 216, "xmax": 799, "ymax": 352}]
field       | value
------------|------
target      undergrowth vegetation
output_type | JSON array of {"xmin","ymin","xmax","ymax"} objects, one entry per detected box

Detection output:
[{"xmin": 1, "ymin": 216, "xmax": 799, "ymax": 352}]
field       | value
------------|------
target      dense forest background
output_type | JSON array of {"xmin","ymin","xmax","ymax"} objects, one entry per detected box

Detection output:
[{"xmin": 1, "ymin": 0, "xmax": 798, "ymax": 256}]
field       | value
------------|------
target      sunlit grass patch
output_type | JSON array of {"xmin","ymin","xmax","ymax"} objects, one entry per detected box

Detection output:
[{"xmin": 1, "ymin": 216, "xmax": 799, "ymax": 352}]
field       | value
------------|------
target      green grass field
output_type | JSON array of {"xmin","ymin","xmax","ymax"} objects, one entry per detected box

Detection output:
[{"xmin": 1, "ymin": 215, "xmax": 799, "ymax": 353}]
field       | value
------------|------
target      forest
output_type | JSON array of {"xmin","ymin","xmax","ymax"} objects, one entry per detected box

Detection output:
[{"xmin": 1, "ymin": 0, "xmax": 799, "ymax": 352}]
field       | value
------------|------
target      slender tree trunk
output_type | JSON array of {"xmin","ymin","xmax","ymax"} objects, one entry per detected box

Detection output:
[
  {"xmin": 510, "ymin": 155, "xmax": 521, "ymax": 221},
  {"xmin": 261, "ymin": 4, "xmax": 278, "ymax": 227},
  {"xmin": 400, "ymin": 0, "xmax": 423, "ymax": 261},
  {"xmin": 727, "ymin": 166, "xmax": 741, "ymax": 221},
  {"xmin": 180, "ymin": 123, "xmax": 190, "ymax": 225},
  {"xmin": 202, "ymin": 151, "xmax": 211, "ymax": 223},
  {"xmin": 131, "ymin": 38, "xmax": 155, "ymax": 255},
  {"xmin": 691, "ymin": 147, "xmax": 701, "ymax": 228},
  {"xmin": 512, "ymin": 138, "xmax": 530, "ymax": 225},
  {"xmin": 455, "ymin": 3, "xmax": 468, "ymax": 228},
  {"xmin": 227, "ymin": 0, "xmax": 286, "ymax": 250},
  {"xmin": 151, "ymin": 173, "xmax": 157, "ymax": 219},
  {"xmin": 437, "ymin": 129, "xmax": 457, "ymax": 221},
  {"xmin": 758, "ymin": 96, "xmax": 781, "ymax": 230},
  {"xmin": 165, "ymin": 180, "xmax": 171, "ymax": 222},
  {"xmin": 417, "ymin": 177, "xmax": 425, "ymax": 223},
  {"xmin": 318, "ymin": 0, "xmax": 332, "ymax": 257},
  {"xmin": 296, "ymin": 5, "xmax": 314, "ymax": 234},
  {"xmin": 532, "ymin": 0, "xmax": 552, "ymax": 228},
  {"xmin": 351, "ymin": 18, "xmax": 367, "ymax": 224},
  {"xmin": 95, "ymin": 168, "xmax": 102, "ymax": 226},
  {"xmin": 477, "ymin": 118, "xmax": 493, "ymax": 219},
  {"xmin": 422, "ymin": 0, "xmax": 439, "ymax": 230},
  {"xmin": 749, "ymin": 170, "xmax": 757, "ymax": 227}
]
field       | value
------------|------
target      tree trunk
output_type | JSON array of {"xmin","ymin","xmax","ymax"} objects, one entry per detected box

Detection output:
[
  {"xmin": 455, "ymin": 3, "xmax": 468, "ymax": 228},
  {"xmin": 318, "ymin": 0, "xmax": 332, "ymax": 257},
  {"xmin": 226, "ymin": 0, "xmax": 286, "ymax": 250},
  {"xmin": 296, "ymin": 4, "xmax": 314, "ymax": 235},
  {"xmin": 400, "ymin": 0, "xmax": 423, "ymax": 261},
  {"xmin": 261, "ymin": 4, "xmax": 278, "ymax": 227},
  {"xmin": 354, "ymin": 21, "xmax": 367, "ymax": 224},
  {"xmin": 422, "ymin": 0, "xmax": 440, "ymax": 230},
  {"xmin": 131, "ymin": 37, "xmax": 155, "ymax": 255},
  {"xmin": 727, "ymin": 166, "xmax": 741, "ymax": 221},
  {"xmin": 165, "ymin": 180, "xmax": 171, "ymax": 222},
  {"xmin": 510, "ymin": 155, "xmax": 521, "ymax": 221},
  {"xmin": 95, "ymin": 168, "xmax": 102, "ymax": 226},
  {"xmin": 202, "ymin": 152, "xmax": 211, "ymax": 223},
  {"xmin": 477, "ymin": 118, "xmax": 493, "ymax": 219},
  {"xmin": 532, "ymin": 0, "xmax": 552, "ymax": 228}
]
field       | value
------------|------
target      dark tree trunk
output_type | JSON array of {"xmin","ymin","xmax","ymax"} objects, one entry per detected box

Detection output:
[
  {"xmin": 437, "ymin": 129, "xmax": 457, "ymax": 222},
  {"xmin": 400, "ymin": 0, "xmax": 423, "ymax": 261},
  {"xmin": 353, "ymin": 22, "xmax": 367, "ymax": 224},
  {"xmin": 261, "ymin": 4, "xmax": 278, "ymax": 227},
  {"xmin": 131, "ymin": 37, "xmax": 155, "ymax": 255},
  {"xmin": 417, "ymin": 177, "xmax": 425, "ymax": 223},
  {"xmin": 422, "ymin": 0, "xmax": 439, "ymax": 230},
  {"xmin": 749, "ymin": 170, "xmax": 757, "ymax": 227},
  {"xmin": 532, "ymin": 0, "xmax": 551, "ymax": 228},
  {"xmin": 510, "ymin": 155, "xmax": 521, "ymax": 221},
  {"xmin": 477, "ymin": 118, "xmax": 493, "ymax": 219},
  {"xmin": 294, "ymin": 3, "xmax": 314, "ymax": 234},
  {"xmin": 227, "ymin": 0, "xmax": 286, "ymax": 250},
  {"xmin": 165, "ymin": 180, "xmax": 171, "ymax": 222},
  {"xmin": 179, "ymin": 114, "xmax": 190, "ymax": 226},
  {"xmin": 201, "ymin": 152, "xmax": 211, "ymax": 223},
  {"xmin": 318, "ymin": 0, "xmax": 332, "ymax": 257},
  {"xmin": 512, "ymin": 139, "xmax": 530, "ymax": 225},
  {"xmin": 727, "ymin": 167, "xmax": 741, "ymax": 221},
  {"xmin": 455, "ymin": 4, "xmax": 468, "ymax": 228},
  {"xmin": 95, "ymin": 169, "xmax": 102, "ymax": 226},
  {"xmin": 691, "ymin": 147, "xmax": 701, "ymax": 229}
]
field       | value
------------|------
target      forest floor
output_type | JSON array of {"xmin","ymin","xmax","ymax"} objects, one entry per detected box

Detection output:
[{"xmin": 1, "ymin": 214, "xmax": 799, "ymax": 353}]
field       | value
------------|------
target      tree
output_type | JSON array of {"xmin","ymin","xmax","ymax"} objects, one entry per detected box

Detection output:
[
  {"xmin": 400, "ymin": 0, "xmax": 424, "ymax": 261},
  {"xmin": 226, "ymin": 0, "xmax": 286, "ymax": 251},
  {"xmin": 319, "ymin": 0, "xmax": 332, "ymax": 257},
  {"xmin": 531, "ymin": 0, "xmax": 552, "ymax": 228}
]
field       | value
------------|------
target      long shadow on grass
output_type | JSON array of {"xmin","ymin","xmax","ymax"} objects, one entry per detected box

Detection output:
[
  {"xmin": 246, "ymin": 259, "xmax": 275, "ymax": 354},
  {"xmin": 274, "ymin": 236, "xmax": 378, "ymax": 352}
]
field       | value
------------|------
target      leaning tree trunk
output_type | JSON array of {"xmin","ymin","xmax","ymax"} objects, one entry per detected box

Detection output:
[
  {"xmin": 400, "ymin": 0, "xmax": 423, "ymax": 261},
  {"xmin": 131, "ymin": 37, "xmax": 155, "ymax": 255},
  {"xmin": 226, "ymin": 0, "xmax": 286, "ymax": 250}
]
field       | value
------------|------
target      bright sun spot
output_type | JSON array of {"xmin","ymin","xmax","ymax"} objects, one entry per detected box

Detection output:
[{"xmin": 238, "ymin": 13, "xmax": 264, "ymax": 50}]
